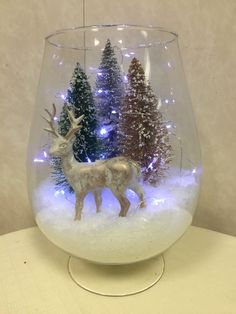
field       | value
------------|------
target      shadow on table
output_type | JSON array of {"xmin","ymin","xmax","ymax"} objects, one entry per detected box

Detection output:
[
  {"xmin": 30, "ymin": 228, "xmax": 70, "ymax": 273},
  {"xmin": 31, "ymin": 225, "xmax": 225, "ymax": 283},
  {"xmin": 163, "ymin": 226, "xmax": 226, "ymax": 275}
]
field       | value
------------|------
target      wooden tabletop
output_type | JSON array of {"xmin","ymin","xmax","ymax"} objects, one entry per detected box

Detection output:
[{"xmin": 0, "ymin": 226, "xmax": 235, "ymax": 314}]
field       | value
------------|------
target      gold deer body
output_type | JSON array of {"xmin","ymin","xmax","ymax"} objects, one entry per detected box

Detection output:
[{"xmin": 44, "ymin": 105, "xmax": 145, "ymax": 220}]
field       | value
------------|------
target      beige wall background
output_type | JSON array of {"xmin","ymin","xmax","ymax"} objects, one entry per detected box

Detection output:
[{"xmin": 0, "ymin": 0, "xmax": 235, "ymax": 236}]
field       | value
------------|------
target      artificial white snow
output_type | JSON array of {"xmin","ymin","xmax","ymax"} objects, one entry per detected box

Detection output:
[{"xmin": 34, "ymin": 170, "xmax": 199, "ymax": 264}]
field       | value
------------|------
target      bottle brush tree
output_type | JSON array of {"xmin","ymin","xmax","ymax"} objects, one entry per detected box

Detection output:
[
  {"xmin": 118, "ymin": 57, "xmax": 172, "ymax": 184},
  {"xmin": 50, "ymin": 62, "xmax": 100, "ymax": 193},
  {"xmin": 94, "ymin": 39, "xmax": 124, "ymax": 159}
]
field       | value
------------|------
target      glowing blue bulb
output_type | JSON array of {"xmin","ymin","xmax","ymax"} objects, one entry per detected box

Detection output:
[
  {"xmin": 54, "ymin": 189, "xmax": 65, "ymax": 196},
  {"xmin": 33, "ymin": 158, "xmax": 44, "ymax": 163},
  {"xmin": 43, "ymin": 151, "xmax": 48, "ymax": 158},
  {"xmin": 98, "ymin": 89, "xmax": 103, "ymax": 94},
  {"xmin": 97, "ymin": 72, "xmax": 102, "ymax": 76},
  {"xmin": 111, "ymin": 110, "xmax": 116, "ymax": 114},
  {"xmin": 100, "ymin": 127, "xmax": 107, "ymax": 135},
  {"xmin": 60, "ymin": 93, "xmax": 66, "ymax": 100},
  {"xmin": 87, "ymin": 157, "xmax": 92, "ymax": 163}
]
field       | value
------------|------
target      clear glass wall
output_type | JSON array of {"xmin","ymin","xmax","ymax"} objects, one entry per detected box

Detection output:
[{"xmin": 27, "ymin": 25, "xmax": 201, "ymax": 264}]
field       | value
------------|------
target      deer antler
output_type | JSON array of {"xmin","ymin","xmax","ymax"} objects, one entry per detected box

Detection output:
[
  {"xmin": 43, "ymin": 103, "xmax": 60, "ymax": 137},
  {"xmin": 43, "ymin": 104, "xmax": 84, "ymax": 140},
  {"xmin": 64, "ymin": 108, "xmax": 84, "ymax": 140}
]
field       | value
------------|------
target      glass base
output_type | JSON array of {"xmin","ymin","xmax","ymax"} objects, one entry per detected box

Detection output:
[{"xmin": 67, "ymin": 255, "xmax": 165, "ymax": 297}]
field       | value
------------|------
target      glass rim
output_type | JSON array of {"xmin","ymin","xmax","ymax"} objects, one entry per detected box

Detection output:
[{"xmin": 45, "ymin": 24, "xmax": 178, "ymax": 50}]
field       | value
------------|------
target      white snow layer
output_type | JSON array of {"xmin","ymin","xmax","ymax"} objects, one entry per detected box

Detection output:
[{"xmin": 34, "ymin": 170, "xmax": 199, "ymax": 264}]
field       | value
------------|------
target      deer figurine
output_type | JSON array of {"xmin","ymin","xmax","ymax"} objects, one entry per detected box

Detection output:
[{"xmin": 43, "ymin": 104, "xmax": 145, "ymax": 220}]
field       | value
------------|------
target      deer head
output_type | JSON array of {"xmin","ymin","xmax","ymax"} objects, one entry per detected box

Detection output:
[{"xmin": 43, "ymin": 103, "xmax": 84, "ymax": 157}]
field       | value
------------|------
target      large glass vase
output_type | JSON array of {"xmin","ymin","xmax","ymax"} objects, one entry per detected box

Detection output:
[{"xmin": 27, "ymin": 25, "xmax": 201, "ymax": 295}]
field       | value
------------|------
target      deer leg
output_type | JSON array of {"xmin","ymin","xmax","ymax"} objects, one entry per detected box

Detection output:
[
  {"xmin": 93, "ymin": 190, "xmax": 102, "ymax": 213},
  {"xmin": 111, "ymin": 188, "xmax": 130, "ymax": 217},
  {"xmin": 131, "ymin": 184, "xmax": 146, "ymax": 208},
  {"xmin": 118, "ymin": 194, "xmax": 130, "ymax": 217},
  {"xmin": 74, "ymin": 192, "xmax": 86, "ymax": 220}
]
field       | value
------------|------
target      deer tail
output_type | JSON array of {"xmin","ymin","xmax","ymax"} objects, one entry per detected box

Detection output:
[{"xmin": 129, "ymin": 159, "xmax": 141, "ymax": 179}]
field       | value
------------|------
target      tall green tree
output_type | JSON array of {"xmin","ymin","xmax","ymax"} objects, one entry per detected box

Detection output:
[
  {"xmin": 95, "ymin": 39, "xmax": 124, "ymax": 159},
  {"xmin": 51, "ymin": 62, "xmax": 99, "ymax": 193},
  {"xmin": 118, "ymin": 57, "xmax": 172, "ymax": 184}
]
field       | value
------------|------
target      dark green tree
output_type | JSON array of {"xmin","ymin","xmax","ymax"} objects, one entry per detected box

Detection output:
[
  {"xmin": 51, "ymin": 62, "xmax": 99, "ymax": 193},
  {"xmin": 118, "ymin": 57, "xmax": 172, "ymax": 184},
  {"xmin": 95, "ymin": 39, "xmax": 124, "ymax": 159}
]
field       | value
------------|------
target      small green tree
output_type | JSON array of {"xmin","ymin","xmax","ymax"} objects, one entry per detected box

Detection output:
[
  {"xmin": 51, "ymin": 63, "xmax": 99, "ymax": 193},
  {"xmin": 95, "ymin": 39, "xmax": 124, "ymax": 159},
  {"xmin": 118, "ymin": 57, "xmax": 172, "ymax": 184}
]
